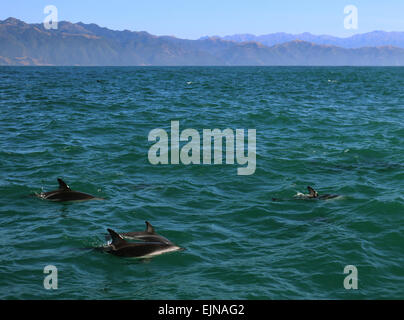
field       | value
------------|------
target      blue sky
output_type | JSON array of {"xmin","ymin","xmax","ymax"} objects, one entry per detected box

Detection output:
[{"xmin": 1, "ymin": 0, "xmax": 404, "ymax": 39}]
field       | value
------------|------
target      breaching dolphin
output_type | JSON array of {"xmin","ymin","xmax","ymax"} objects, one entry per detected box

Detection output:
[
  {"xmin": 101, "ymin": 228, "xmax": 184, "ymax": 258},
  {"xmin": 36, "ymin": 178, "xmax": 104, "ymax": 202}
]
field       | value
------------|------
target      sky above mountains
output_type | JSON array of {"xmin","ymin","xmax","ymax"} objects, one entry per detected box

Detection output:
[{"xmin": 1, "ymin": 0, "xmax": 404, "ymax": 39}]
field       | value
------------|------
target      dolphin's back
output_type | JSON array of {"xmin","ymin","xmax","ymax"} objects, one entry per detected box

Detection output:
[
  {"xmin": 105, "ymin": 242, "xmax": 172, "ymax": 257},
  {"xmin": 121, "ymin": 232, "xmax": 173, "ymax": 244},
  {"xmin": 118, "ymin": 222, "xmax": 172, "ymax": 244},
  {"xmin": 36, "ymin": 178, "xmax": 104, "ymax": 201},
  {"xmin": 42, "ymin": 190, "xmax": 98, "ymax": 201},
  {"xmin": 103, "ymin": 227, "xmax": 183, "ymax": 258}
]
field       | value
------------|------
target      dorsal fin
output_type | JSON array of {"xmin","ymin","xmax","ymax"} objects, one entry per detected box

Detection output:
[
  {"xmin": 57, "ymin": 178, "xmax": 71, "ymax": 191},
  {"xmin": 145, "ymin": 221, "xmax": 155, "ymax": 233},
  {"xmin": 107, "ymin": 229, "xmax": 127, "ymax": 247},
  {"xmin": 307, "ymin": 186, "xmax": 318, "ymax": 198}
]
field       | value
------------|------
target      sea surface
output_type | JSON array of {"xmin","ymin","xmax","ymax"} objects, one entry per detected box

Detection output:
[{"xmin": 0, "ymin": 66, "xmax": 403, "ymax": 300}]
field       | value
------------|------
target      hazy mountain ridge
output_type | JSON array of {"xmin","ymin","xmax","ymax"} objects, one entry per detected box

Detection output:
[
  {"xmin": 203, "ymin": 31, "xmax": 404, "ymax": 48},
  {"xmin": 2, "ymin": 18, "xmax": 404, "ymax": 66}
]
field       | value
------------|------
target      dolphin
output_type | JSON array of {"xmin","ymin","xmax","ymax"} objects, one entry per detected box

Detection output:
[
  {"xmin": 105, "ymin": 221, "xmax": 172, "ymax": 245},
  {"xmin": 36, "ymin": 178, "xmax": 104, "ymax": 202},
  {"xmin": 272, "ymin": 186, "xmax": 340, "ymax": 201},
  {"xmin": 295, "ymin": 186, "xmax": 340, "ymax": 200},
  {"xmin": 101, "ymin": 228, "xmax": 184, "ymax": 258}
]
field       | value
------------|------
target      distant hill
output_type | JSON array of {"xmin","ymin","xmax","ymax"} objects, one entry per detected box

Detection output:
[
  {"xmin": 202, "ymin": 31, "xmax": 404, "ymax": 49},
  {"xmin": 2, "ymin": 18, "xmax": 404, "ymax": 66}
]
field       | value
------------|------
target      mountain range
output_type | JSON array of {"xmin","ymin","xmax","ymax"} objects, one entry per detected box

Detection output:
[
  {"xmin": 201, "ymin": 31, "xmax": 404, "ymax": 49},
  {"xmin": 2, "ymin": 17, "xmax": 404, "ymax": 66}
]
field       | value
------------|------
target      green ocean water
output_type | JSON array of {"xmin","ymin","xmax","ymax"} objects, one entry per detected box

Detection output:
[{"xmin": 0, "ymin": 66, "xmax": 403, "ymax": 299}]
